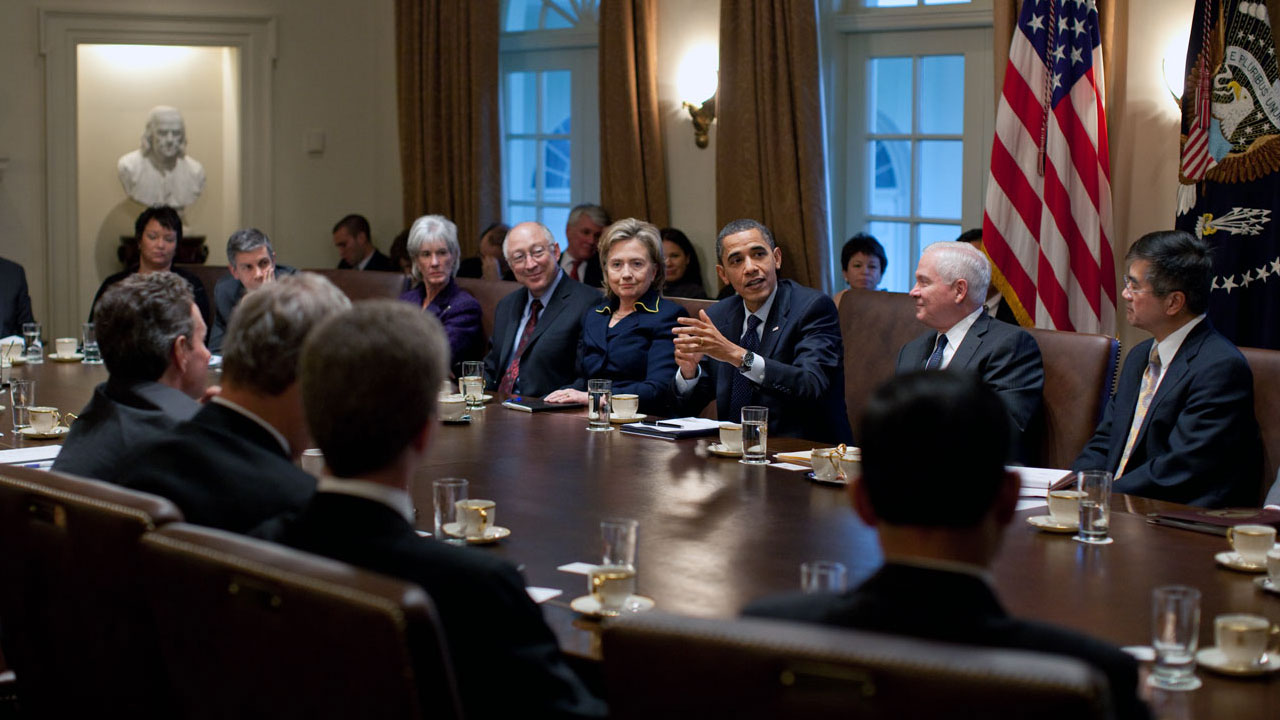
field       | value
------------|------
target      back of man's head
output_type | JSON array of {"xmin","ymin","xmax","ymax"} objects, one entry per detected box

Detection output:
[
  {"xmin": 221, "ymin": 273, "xmax": 351, "ymax": 396},
  {"xmin": 96, "ymin": 272, "xmax": 195, "ymax": 384},
  {"xmin": 301, "ymin": 301, "xmax": 449, "ymax": 478},
  {"xmin": 859, "ymin": 371, "xmax": 1011, "ymax": 527}
]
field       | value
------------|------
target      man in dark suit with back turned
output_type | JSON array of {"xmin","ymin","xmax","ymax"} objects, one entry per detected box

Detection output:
[
  {"xmin": 896, "ymin": 241, "xmax": 1043, "ymax": 463},
  {"xmin": 258, "ymin": 300, "xmax": 605, "ymax": 719},
  {"xmin": 116, "ymin": 273, "xmax": 350, "ymax": 532},
  {"xmin": 484, "ymin": 221, "xmax": 601, "ymax": 397},
  {"xmin": 0, "ymin": 256, "xmax": 35, "ymax": 338},
  {"xmin": 671, "ymin": 219, "xmax": 852, "ymax": 444},
  {"xmin": 745, "ymin": 371, "xmax": 1150, "ymax": 720},
  {"xmin": 333, "ymin": 213, "xmax": 397, "ymax": 271},
  {"xmin": 1073, "ymin": 230, "xmax": 1260, "ymax": 507}
]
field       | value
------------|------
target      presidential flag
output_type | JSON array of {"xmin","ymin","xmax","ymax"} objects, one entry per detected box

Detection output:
[
  {"xmin": 1175, "ymin": 0, "xmax": 1280, "ymax": 349},
  {"xmin": 983, "ymin": 0, "xmax": 1116, "ymax": 335}
]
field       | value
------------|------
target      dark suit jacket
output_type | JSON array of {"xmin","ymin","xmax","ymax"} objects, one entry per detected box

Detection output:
[
  {"xmin": 256, "ymin": 492, "xmax": 606, "ymax": 719},
  {"xmin": 564, "ymin": 253, "xmax": 604, "ymax": 290},
  {"xmin": 53, "ymin": 380, "xmax": 200, "ymax": 480},
  {"xmin": 569, "ymin": 289, "xmax": 687, "ymax": 415},
  {"xmin": 744, "ymin": 563, "xmax": 1149, "ymax": 720},
  {"xmin": 209, "ymin": 264, "xmax": 297, "ymax": 353},
  {"xmin": 399, "ymin": 279, "xmax": 485, "ymax": 373},
  {"xmin": 674, "ymin": 279, "xmax": 853, "ymax": 444},
  {"xmin": 89, "ymin": 265, "xmax": 212, "ymax": 331},
  {"xmin": 1073, "ymin": 319, "xmax": 1259, "ymax": 507},
  {"xmin": 483, "ymin": 274, "xmax": 602, "ymax": 397},
  {"xmin": 115, "ymin": 401, "xmax": 316, "ymax": 532},
  {"xmin": 0, "ymin": 257, "xmax": 35, "ymax": 338},
  {"xmin": 339, "ymin": 248, "xmax": 398, "ymax": 272},
  {"xmin": 896, "ymin": 312, "xmax": 1044, "ymax": 463}
]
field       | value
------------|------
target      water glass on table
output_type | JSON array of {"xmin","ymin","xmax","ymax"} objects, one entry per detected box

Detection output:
[
  {"xmin": 433, "ymin": 477, "xmax": 468, "ymax": 546},
  {"xmin": 9, "ymin": 379, "xmax": 35, "ymax": 430},
  {"xmin": 459, "ymin": 361, "xmax": 485, "ymax": 410},
  {"xmin": 1074, "ymin": 469, "xmax": 1113, "ymax": 545},
  {"xmin": 82, "ymin": 322, "xmax": 102, "ymax": 364},
  {"xmin": 1149, "ymin": 585, "xmax": 1202, "ymax": 691},
  {"xmin": 740, "ymin": 406, "xmax": 768, "ymax": 464},
  {"xmin": 591, "ymin": 518, "xmax": 639, "ymax": 615},
  {"xmin": 587, "ymin": 378, "xmax": 612, "ymax": 432},
  {"xmin": 800, "ymin": 560, "xmax": 848, "ymax": 594},
  {"xmin": 22, "ymin": 322, "xmax": 42, "ymax": 365}
]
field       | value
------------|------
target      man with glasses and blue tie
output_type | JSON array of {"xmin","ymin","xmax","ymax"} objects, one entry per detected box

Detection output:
[
  {"xmin": 1074, "ymin": 230, "xmax": 1260, "ymax": 507},
  {"xmin": 895, "ymin": 242, "xmax": 1044, "ymax": 463},
  {"xmin": 483, "ymin": 221, "xmax": 602, "ymax": 398}
]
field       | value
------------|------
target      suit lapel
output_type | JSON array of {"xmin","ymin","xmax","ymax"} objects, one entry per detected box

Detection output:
[
  {"xmin": 524, "ymin": 282, "xmax": 572, "ymax": 349},
  {"xmin": 948, "ymin": 313, "xmax": 989, "ymax": 370},
  {"xmin": 757, "ymin": 281, "xmax": 790, "ymax": 359},
  {"xmin": 1132, "ymin": 321, "xmax": 1208, "ymax": 448},
  {"xmin": 496, "ymin": 289, "xmax": 529, "ymax": 367}
]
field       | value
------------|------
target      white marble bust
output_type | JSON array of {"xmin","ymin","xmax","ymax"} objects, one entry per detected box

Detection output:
[{"xmin": 117, "ymin": 106, "xmax": 206, "ymax": 209}]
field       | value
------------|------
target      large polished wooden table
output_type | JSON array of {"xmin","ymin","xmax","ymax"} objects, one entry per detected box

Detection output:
[{"xmin": 7, "ymin": 360, "xmax": 1278, "ymax": 718}]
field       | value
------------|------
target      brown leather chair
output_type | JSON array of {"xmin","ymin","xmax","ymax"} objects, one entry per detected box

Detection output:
[
  {"xmin": 139, "ymin": 523, "xmax": 462, "ymax": 720},
  {"xmin": 1240, "ymin": 346, "xmax": 1280, "ymax": 503},
  {"xmin": 1025, "ymin": 328, "xmax": 1119, "ymax": 469},
  {"xmin": 312, "ymin": 268, "xmax": 407, "ymax": 301},
  {"xmin": 175, "ymin": 262, "xmax": 229, "ymax": 314},
  {"xmin": 0, "ymin": 466, "xmax": 182, "ymax": 716},
  {"xmin": 668, "ymin": 295, "xmax": 715, "ymax": 319},
  {"xmin": 456, "ymin": 276, "xmax": 523, "ymax": 342},
  {"xmin": 838, "ymin": 289, "xmax": 925, "ymax": 433},
  {"xmin": 603, "ymin": 612, "xmax": 1113, "ymax": 720}
]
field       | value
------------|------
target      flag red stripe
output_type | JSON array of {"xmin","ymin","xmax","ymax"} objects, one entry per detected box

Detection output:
[{"xmin": 1042, "ymin": 154, "xmax": 1103, "ymax": 318}]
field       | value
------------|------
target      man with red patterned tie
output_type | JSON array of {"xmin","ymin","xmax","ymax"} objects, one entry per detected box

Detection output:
[{"xmin": 558, "ymin": 204, "xmax": 609, "ymax": 290}]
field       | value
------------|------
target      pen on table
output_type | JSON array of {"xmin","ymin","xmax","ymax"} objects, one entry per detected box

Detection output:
[{"xmin": 644, "ymin": 421, "xmax": 681, "ymax": 429}]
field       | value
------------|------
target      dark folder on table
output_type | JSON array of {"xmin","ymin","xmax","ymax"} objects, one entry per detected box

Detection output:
[{"xmin": 501, "ymin": 397, "xmax": 585, "ymax": 413}]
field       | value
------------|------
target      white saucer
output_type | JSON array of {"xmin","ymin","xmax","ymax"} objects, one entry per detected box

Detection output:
[
  {"xmin": 609, "ymin": 413, "xmax": 647, "ymax": 424},
  {"xmin": 1253, "ymin": 576, "xmax": 1280, "ymax": 596},
  {"xmin": 707, "ymin": 443, "xmax": 743, "ymax": 458},
  {"xmin": 19, "ymin": 426, "xmax": 69, "ymax": 439},
  {"xmin": 49, "ymin": 353, "xmax": 84, "ymax": 362},
  {"xmin": 569, "ymin": 594, "xmax": 656, "ymax": 618},
  {"xmin": 441, "ymin": 522, "xmax": 510, "ymax": 544},
  {"xmin": 1215, "ymin": 551, "xmax": 1268, "ymax": 573},
  {"xmin": 1027, "ymin": 515, "xmax": 1078, "ymax": 533},
  {"xmin": 807, "ymin": 471, "xmax": 848, "ymax": 487},
  {"xmin": 1196, "ymin": 647, "xmax": 1280, "ymax": 676}
]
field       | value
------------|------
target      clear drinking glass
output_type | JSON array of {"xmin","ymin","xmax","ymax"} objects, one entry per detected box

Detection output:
[
  {"xmin": 740, "ymin": 406, "xmax": 769, "ymax": 464},
  {"xmin": 1149, "ymin": 585, "xmax": 1202, "ymax": 691},
  {"xmin": 10, "ymin": 379, "xmax": 35, "ymax": 430},
  {"xmin": 1074, "ymin": 469, "xmax": 1113, "ymax": 545},
  {"xmin": 460, "ymin": 361, "xmax": 485, "ymax": 410},
  {"xmin": 592, "ymin": 518, "xmax": 638, "ymax": 615},
  {"xmin": 82, "ymin": 322, "xmax": 102, "ymax": 364},
  {"xmin": 22, "ymin": 322, "xmax": 42, "ymax": 365},
  {"xmin": 801, "ymin": 560, "xmax": 848, "ymax": 594},
  {"xmin": 587, "ymin": 378, "xmax": 613, "ymax": 432},
  {"xmin": 432, "ymin": 477, "xmax": 469, "ymax": 546}
]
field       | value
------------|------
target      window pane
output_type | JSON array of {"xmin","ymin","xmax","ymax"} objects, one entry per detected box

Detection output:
[
  {"xmin": 924, "ymin": 0, "xmax": 970, "ymax": 4},
  {"xmin": 544, "ymin": 0, "xmax": 575, "ymax": 28},
  {"xmin": 868, "ymin": 140, "xmax": 910, "ymax": 217},
  {"xmin": 543, "ymin": 206, "xmax": 571, "ymax": 248},
  {"xmin": 503, "ymin": 0, "xmax": 541, "ymax": 31},
  {"xmin": 869, "ymin": 221, "xmax": 911, "ymax": 293},
  {"xmin": 542, "ymin": 71, "xmax": 571, "ymax": 134},
  {"xmin": 919, "ymin": 55, "xmax": 964, "ymax": 134},
  {"xmin": 506, "ymin": 72, "xmax": 538, "ymax": 135},
  {"xmin": 865, "ymin": 0, "xmax": 917, "ymax": 7},
  {"xmin": 869, "ymin": 57, "xmax": 912, "ymax": 133},
  {"xmin": 508, "ymin": 204, "xmax": 539, "ymax": 227},
  {"xmin": 918, "ymin": 224, "xmax": 961, "ymax": 260},
  {"xmin": 507, "ymin": 139, "xmax": 539, "ymax": 202},
  {"xmin": 917, "ymin": 140, "xmax": 962, "ymax": 219},
  {"xmin": 543, "ymin": 139, "xmax": 571, "ymax": 202}
]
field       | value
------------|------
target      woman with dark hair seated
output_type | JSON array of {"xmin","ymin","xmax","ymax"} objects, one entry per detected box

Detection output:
[
  {"xmin": 398, "ymin": 214, "xmax": 484, "ymax": 374},
  {"xmin": 90, "ymin": 206, "xmax": 211, "ymax": 328},
  {"xmin": 660, "ymin": 227, "xmax": 707, "ymax": 299},
  {"xmin": 834, "ymin": 232, "xmax": 887, "ymax": 307},
  {"xmin": 544, "ymin": 218, "xmax": 688, "ymax": 415}
]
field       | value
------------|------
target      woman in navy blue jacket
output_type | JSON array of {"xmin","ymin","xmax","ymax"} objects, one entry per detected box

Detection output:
[{"xmin": 544, "ymin": 218, "xmax": 687, "ymax": 416}]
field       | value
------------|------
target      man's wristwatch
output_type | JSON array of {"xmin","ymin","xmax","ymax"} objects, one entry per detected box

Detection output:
[{"xmin": 739, "ymin": 350, "xmax": 755, "ymax": 374}]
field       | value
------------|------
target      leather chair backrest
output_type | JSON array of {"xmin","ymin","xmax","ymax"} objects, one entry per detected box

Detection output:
[
  {"xmin": 603, "ymin": 612, "xmax": 1113, "ymax": 720},
  {"xmin": 0, "ymin": 466, "xmax": 182, "ymax": 716},
  {"xmin": 838, "ymin": 289, "xmax": 926, "ymax": 433},
  {"xmin": 456, "ymin": 276, "xmax": 523, "ymax": 342},
  {"xmin": 139, "ymin": 523, "xmax": 461, "ymax": 720},
  {"xmin": 312, "ymin": 268, "xmax": 407, "ymax": 301},
  {"xmin": 176, "ymin": 262, "xmax": 229, "ymax": 317},
  {"xmin": 1240, "ymin": 346, "xmax": 1280, "ymax": 502},
  {"xmin": 1025, "ymin": 328, "xmax": 1119, "ymax": 469}
]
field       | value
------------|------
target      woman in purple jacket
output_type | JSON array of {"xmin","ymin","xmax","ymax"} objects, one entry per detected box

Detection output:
[{"xmin": 398, "ymin": 214, "xmax": 484, "ymax": 374}]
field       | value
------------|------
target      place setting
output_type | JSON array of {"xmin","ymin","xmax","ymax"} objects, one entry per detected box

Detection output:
[
  {"xmin": 706, "ymin": 421, "xmax": 743, "ymax": 457},
  {"xmin": 1026, "ymin": 486, "xmax": 1086, "ymax": 533},
  {"xmin": 1196, "ymin": 612, "xmax": 1280, "ymax": 677},
  {"xmin": 807, "ymin": 444, "xmax": 860, "ymax": 487},
  {"xmin": 433, "ymin": 478, "xmax": 510, "ymax": 545},
  {"xmin": 607, "ymin": 393, "xmax": 645, "ymax": 424},
  {"xmin": 568, "ymin": 518, "xmax": 655, "ymax": 619},
  {"xmin": 48, "ymin": 337, "xmax": 84, "ymax": 363},
  {"xmin": 1215, "ymin": 523, "xmax": 1277, "ymax": 573},
  {"xmin": 439, "ymin": 393, "xmax": 472, "ymax": 425},
  {"xmin": 18, "ymin": 407, "xmax": 74, "ymax": 439}
]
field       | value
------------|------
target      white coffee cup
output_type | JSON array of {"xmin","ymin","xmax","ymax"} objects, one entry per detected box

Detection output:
[
  {"xmin": 439, "ymin": 394, "xmax": 467, "ymax": 421},
  {"xmin": 28, "ymin": 406, "xmax": 61, "ymax": 433},
  {"xmin": 718, "ymin": 422, "xmax": 743, "ymax": 452},
  {"xmin": 1268, "ymin": 547, "xmax": 1280, "ymax": 585},
  {"xmin": 1227, "ymin": 524, "xmax": 1276, "ymax": 565},
  {"xmin": 1047, "ymin": 489, "xmax": 1087, "ymax": 525},
  {"xmin": 1214, "ymin": 613, "xmax": 1280, "ymax": 668},
  {"xmin": 812, "ymin": 448, "xmax": 842, "ymax": 482},
  {"xmin": 837, "ymin": 448, "xmax": 861, "ymax": 483},
  {"xmin": 55, "ymin": 337, "xmax": 77, "ymax": 357},
  {"xmin": 300, "ymin": 448, "xmax": 325, "ymax": 476},
  {"xmin": 455, "ymin": 498, "xmax": 495, "ymax": 538},
  {"xmin": 612, "ymin": 393, "xmax": 640, "ymax": 418}
]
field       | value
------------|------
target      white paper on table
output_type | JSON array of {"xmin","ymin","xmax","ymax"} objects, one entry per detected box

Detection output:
[
  {"xmin": 1010, "ymin": 466, "xmax": 1073, "ymax": 498},
  {"xmin": 774, "ymin": 449, "xmax": 813, "ymax": 465},
  {"xmin": 1121, "ymin": 646, "xmax": 1155, "ymax": 662},
  {"xmin": 0, "ymin": 445, "xmax": 62, "ymax": 465},
  {"xmin": 557, "ymin": 562, "xmax": 596, "ymax": 575},
  {"xmin": 769, "ymin": 462, "xmax": 809, "ymax": 472},
  {"xmin": 526, "ymin": 587, "xmax": 563, "ymax": 604},
  {"xmin": 414, "ymin": 529, "xmax": 432, "ymax": 538},
  {"xmin": 629, "ymin": 417, "xmax": 721, "ymax": 435},
  {"xmin": 1016, "ymin": 499, "xmax": 1048, "ymax": 512}
]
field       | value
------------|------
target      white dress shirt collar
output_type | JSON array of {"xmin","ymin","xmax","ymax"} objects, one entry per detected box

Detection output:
[{"xmin": 938, "ymin": 306, "xmax": 985, "ymax": 368}]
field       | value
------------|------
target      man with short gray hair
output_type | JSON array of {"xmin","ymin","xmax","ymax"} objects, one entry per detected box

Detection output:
[
  {"xmin": 559, "ymin": 203, "xmax": 610, "ymax": 288},
  {"xmin": 895, "ymin": 242, "xmax": 1044, "ymax": 462},
  {"xmin": 210, "ymin": 228, "xmax": 296, "ymax": 352},
  {"xmin": 118, "ymin": 273, "xmax": 351, "ymax": 533},
  {"xmin": 54, "ymin": 273, "xmax": 211, "ymax": 479}
]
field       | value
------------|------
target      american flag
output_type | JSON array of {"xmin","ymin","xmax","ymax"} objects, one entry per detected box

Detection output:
[{"xmin": 983, "ymin": 0, "xmax": 1116, "ymax": 335}]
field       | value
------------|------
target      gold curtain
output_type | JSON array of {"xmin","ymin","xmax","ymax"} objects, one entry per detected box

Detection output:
[
  {"xmin": 716, "ymin": 0, "xmax": 829, "ymax": 288},
  {"xmin": 395, "ymin": 0, "xmax": 501, "ymax": 256},
  {"xmin": 599, "ymin": 0, "xmax": 669, "ymax": 226}
]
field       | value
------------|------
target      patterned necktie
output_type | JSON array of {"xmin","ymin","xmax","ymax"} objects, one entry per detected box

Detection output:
[
  {"xmin": 924, "ymin": 333, "xmax": 948, "ymax": 370},
  {"xmin": 1117, "ymin": 343, "xmax": 1162, "ymax": 478},
  {"xmin": 728, "ymin": 314, "xmax": 763, "ymax": 420},
  {"xmin": 498, "ymin": 299, "xmax": 543, "ymax": 396},
  {"xmin": 569, "ymin": 260, "xmax": 581, "ymax": 282}
]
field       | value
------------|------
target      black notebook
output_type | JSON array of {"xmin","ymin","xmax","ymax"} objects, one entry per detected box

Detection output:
[{"xmin": 501, "ymin": 396, "xmax": 586, "ymax": 413}]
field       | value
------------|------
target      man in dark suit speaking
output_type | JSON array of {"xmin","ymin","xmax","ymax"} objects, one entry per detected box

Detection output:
[
  {"xmin": 0, "ymin": 256, "xmax": 35, "ymax": 338},
  {"xmin": 896, "ymin": 241, "xmax": 1043, "ymax": 462},
  {"xmin": 262, "ymin": 301, "xmax": 605, "ymax": 719},
  {"xmin": 745, "ymin": 371, "xmax": 1149, "ymax": 720},
  {"xmin": 671, "ymin": 219, "xmax": 851, "ymax": 444},
  {"xmin": 484, "ymin": 221, "xmax": 601, "ymax": 397},
  {"xmin": 1073, "ymin": 230, "xmax": 1260, "ymax": 507}
]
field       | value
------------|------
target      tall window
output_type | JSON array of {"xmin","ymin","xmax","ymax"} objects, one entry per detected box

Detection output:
[{"xmin": 500, "ymin": 0, "xmax": 599, "ymax": 244}]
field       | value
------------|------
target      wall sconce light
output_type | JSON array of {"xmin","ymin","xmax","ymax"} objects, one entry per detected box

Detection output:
[
  {"xmin": 677, "ymin": 44, "xmax": 718, "ymax": 149},
  {"xmin": 1163, "ymin": 35, "xmax": 1189, "ymax": 107}
]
